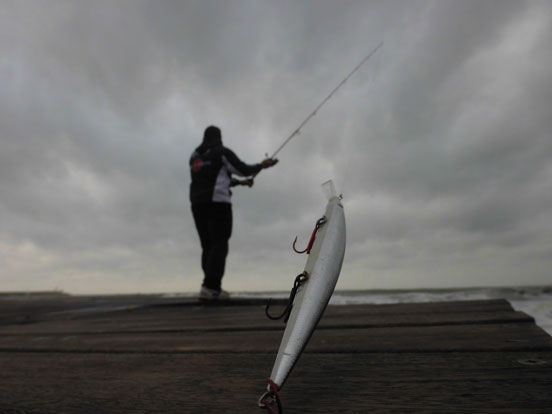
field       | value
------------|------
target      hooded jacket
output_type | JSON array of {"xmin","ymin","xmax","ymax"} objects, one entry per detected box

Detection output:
[{"xmin": 189, "ymin": 126, "xmax": 263, "ymax": 205}]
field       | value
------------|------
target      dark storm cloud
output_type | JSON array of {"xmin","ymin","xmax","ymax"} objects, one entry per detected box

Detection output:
[{"xmin": 0, "ymin": 0, "xmax": 551, "ymax": 292}]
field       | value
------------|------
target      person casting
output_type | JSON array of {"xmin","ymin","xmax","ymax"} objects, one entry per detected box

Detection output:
[{"xmin": 189, "ymin": 125, "xmax": 278, "ymax": 300}]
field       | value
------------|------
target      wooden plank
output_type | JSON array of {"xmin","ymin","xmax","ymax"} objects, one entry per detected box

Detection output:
[
  {"xmin": 1, "ymin": 322, "xmax": 550, "ymax": 353},
  {"xmin": 325, "ymin": 298, "xmax": 515, "ymax": 314},
  {"xmin": 0, "ymin": 308, "xmax": 533, "ymax": 335},
  {"xmin": 0, "ymin": 297, "xmax": 514, "ymax": 327},
  {"xmin": 0, "ymin": 299, "xmax": 528, "ymax": 335},
  {"xmin": 0, "ymin": 295, "xmax": 284, "ymax": 326},
  {"xmin": 0, "ymin": 351, "xmax": 550, "ymax": 413}
]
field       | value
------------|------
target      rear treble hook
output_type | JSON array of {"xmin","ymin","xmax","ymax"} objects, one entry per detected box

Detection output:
[{"xmin": 265, "ymin": 272, "xmax": 308, "ymax": 323}]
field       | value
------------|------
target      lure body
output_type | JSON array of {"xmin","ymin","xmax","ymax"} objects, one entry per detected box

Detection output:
[{"xmin": 269, "ymin": 183, "xmax": 346, "ymax": 389}]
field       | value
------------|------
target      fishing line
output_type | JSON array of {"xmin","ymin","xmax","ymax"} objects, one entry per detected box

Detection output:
[{"xmin": 339, "ymin": 43, "xmax": 384, "ymax": 199}]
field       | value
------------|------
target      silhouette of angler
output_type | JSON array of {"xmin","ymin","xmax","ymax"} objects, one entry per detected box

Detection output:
[{"xmin": 189, "ymin": 126, "xmax": 277, "ymax": 300}]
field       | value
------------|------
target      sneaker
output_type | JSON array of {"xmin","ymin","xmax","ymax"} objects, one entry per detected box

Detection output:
[{"xmin": 199, "ymin": 286, "xmax": 230, "ymax": 301}]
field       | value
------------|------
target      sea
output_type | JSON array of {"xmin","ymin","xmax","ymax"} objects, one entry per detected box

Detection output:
[{"xmin": 230, "ymin": 286, "xmax": 552, "ymax": 336}]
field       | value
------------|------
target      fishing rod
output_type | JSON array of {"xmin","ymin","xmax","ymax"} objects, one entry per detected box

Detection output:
[
  {"xmin": 233, "ymin": 42, "xmax": 383, "ymax": 187},
  {"xmin": 269, "ymin": 41, "xmax": 383, "ymax": 160}
]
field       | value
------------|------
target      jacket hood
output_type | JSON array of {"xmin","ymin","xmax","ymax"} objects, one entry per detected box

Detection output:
[{"xmin": 197, "ymin": 125, "xmax": 222, "ymax": 153}]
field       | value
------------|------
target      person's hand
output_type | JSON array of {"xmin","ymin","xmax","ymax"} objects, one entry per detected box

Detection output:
[
  {"xmin": 230, "ymin": 178, "xmax": 254, "ymax": 187},
  {"xmin": 261, "ymin": 158, "xmax": 278, "ymax": 168}
]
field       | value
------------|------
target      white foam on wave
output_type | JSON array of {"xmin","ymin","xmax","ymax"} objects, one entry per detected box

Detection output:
[{"xmin": 510, "ymin": 299, "xmax": 552, "ymax": 336}]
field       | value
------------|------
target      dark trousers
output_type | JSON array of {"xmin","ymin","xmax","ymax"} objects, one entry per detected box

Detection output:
[{"xmin": 191, "ymin": 202, "xmax": 233, "ymax": 291}]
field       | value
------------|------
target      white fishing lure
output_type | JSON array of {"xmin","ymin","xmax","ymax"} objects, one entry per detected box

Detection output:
[{"xmin": 259, "ymin": 180, "xmax": 346, "ymax": 409}]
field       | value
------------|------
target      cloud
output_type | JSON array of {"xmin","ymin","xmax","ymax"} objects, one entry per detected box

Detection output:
[{"xmin": 0, "ymin": 0, "xmax": 551, "ymax": 293}]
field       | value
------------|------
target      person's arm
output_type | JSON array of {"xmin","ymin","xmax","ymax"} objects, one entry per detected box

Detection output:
[{"xmin": 222, "ymin": 148, "xmax": 277, "ymax": 177}]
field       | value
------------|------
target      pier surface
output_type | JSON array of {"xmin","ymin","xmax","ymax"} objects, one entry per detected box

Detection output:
[{"xmin": 0, "ymin": 295, "xmax": 551, "ymax": 413}]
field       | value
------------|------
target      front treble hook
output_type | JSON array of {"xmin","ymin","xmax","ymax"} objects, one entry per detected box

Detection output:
[{"xmin": 292, "ymin": 216, "xmax": 326, "ymax": 254}]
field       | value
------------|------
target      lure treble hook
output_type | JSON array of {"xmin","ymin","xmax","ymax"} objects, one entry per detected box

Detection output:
[
  {"xmin": 265, "ymin": 272, "xmax": 308, "ymax": 323},
  {"xmin": 292, "ymin": 216, "xmax": 327, "ymax": 254}
]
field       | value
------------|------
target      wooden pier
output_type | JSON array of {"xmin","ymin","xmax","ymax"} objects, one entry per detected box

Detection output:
[{"xmin": 0, "ymin": 295, "xmax": 551, "ymax": 413}]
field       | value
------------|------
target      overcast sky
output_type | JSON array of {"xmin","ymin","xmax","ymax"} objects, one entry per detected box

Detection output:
[{"xmin": 1, "ymin": 0, "xmax": 551, "ymax": 294}]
